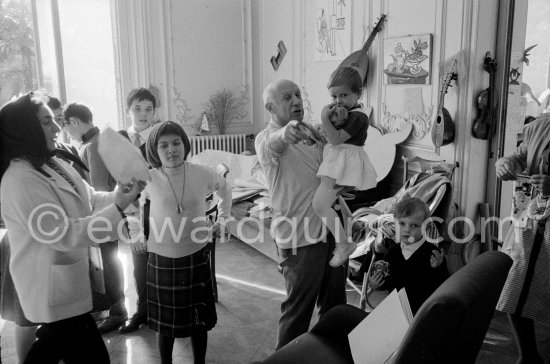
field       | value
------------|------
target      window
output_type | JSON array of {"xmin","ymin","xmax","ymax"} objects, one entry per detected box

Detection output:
[
  {"xmin": 522, "ymin": 0, "xmax": 550, "ymax": 117},
  {"xmin": 0, "ymin": 0, "xmax": 39, "ymax": 105},
  {"xmin": 1, "ymin": 0, "xmax": 120, "ymax": 130}
]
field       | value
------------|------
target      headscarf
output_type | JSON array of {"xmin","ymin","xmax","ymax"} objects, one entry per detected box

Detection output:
[{"xmin": 0, "ymin": 92, "xmax": 49, "ymax": 179}]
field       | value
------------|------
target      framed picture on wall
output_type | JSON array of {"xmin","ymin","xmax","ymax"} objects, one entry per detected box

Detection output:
[
  {"xmin": 384, "ymin": 34, "xmax": 433, "ymax": 85},
  {"xmin": 314, "ymin": 0, "xmax": 351, "ymax": 62}
]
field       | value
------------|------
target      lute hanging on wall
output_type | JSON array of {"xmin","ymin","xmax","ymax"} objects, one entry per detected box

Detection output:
[
  {"xmin": 431, "ymin": 70, "xmax": 457, "ymax": 155},
  {"xmin": 339, "ymin": 14, "xmax": 386, "ymax": 83}
]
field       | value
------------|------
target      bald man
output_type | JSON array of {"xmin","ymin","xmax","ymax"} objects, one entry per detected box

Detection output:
[{"xmin": 255, "ymin": 79, "xmax": 348, "ymax": 350}]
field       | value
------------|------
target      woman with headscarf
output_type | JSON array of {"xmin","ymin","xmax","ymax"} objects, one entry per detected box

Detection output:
[
  {"xmin": 495, "ymin": 113, "xmax": 550, "ymax": 364},
  {"xmin": 0, "ymin": 92, "xmax": 144, "ymax": 363}
]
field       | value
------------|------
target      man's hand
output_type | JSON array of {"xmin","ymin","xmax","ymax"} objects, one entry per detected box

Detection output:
[
  {"xmin": 495, "ymin": 158, "xmax": 516, "ymax": 181},
  {"xmin": 430, "ymin": 249, "xmax": 445, "ymax": 268},
  {"xmin": 283, "ymin": 120, "xmax": 310, "ymax": 144}
]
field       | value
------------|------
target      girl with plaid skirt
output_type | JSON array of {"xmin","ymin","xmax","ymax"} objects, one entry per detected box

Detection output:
[{"xmin": 139, "ymin": 121, "xmax": 231, "ymax": 364}]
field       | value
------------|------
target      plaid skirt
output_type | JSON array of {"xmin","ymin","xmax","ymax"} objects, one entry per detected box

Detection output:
[{"xmin": 147, "ymin": 247, "xmax": 217, "ymax": 337}]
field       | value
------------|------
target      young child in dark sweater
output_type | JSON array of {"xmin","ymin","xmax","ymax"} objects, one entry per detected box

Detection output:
[{"xmin": 369, "ymin": 197, "xmax": 449, "ymax": 314}]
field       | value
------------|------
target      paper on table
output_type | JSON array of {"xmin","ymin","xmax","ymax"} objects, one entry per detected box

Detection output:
[
  {"xmin": 232, "ymin": 189, "xmax": 262, "ymax": 203},
  {"xmin": 98, "ymin": 127, "xmax": 150, "ymax": 183},
  {"xmin": 190, "ymin": 149, "xmax": 258, "ymax": 187},
  {"xmin": 233, "ymin": 177, "xmax": 266, "ymax": 190},
  {"xmin": 348, "ymin": 289, "xmax": 412, "ymax": 364}
]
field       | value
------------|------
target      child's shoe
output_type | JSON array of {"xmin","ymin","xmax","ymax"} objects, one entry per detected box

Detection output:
[{"xmin": 329, "ymin": 241, "xmax": 357, "ymax": 267}]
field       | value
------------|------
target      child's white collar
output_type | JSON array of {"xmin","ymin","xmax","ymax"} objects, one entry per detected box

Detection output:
[{"xmin": 400, "ymin": 240, "xmax": 425, "ymax": 260}]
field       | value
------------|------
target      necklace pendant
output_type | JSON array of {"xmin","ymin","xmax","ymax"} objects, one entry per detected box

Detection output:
[{"xmin": 177, "ymin": 204, "xmax": 183, "ymax": 214}]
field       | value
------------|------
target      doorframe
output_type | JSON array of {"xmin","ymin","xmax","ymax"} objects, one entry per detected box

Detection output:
[{"xmin": 486, "ymin": 0, "xmax": 515, "ymax": 220}]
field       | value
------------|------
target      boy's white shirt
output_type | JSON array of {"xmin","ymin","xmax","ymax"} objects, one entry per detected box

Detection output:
[
  {"xmin": 127, "ymin": 124, "xmax": 153, "ymax": 145},
  {"xmin": 124, "ymin": 124, "xmax": 152, "ymax": 215},
  {"xmin": 400, "ymin": 240, "xmax": 425, "ymax": 260}
]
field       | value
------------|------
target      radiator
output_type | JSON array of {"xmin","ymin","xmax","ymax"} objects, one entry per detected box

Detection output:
[{"xmin": 189, "ymin": 133, "xmax": 248, "ymax": 156}]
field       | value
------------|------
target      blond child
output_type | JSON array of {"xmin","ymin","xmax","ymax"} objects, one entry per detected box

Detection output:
[{"xmin": 369, "ymin": 197, "xmax": 449, "ymax": 314}]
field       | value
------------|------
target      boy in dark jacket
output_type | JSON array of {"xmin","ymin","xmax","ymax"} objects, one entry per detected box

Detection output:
[{"xmin": 369, "ymin": 197, "xmax": 449, "ymax": 314}]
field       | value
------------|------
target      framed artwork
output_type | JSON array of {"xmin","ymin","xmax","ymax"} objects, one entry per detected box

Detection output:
[
  {"xmin": 314, "ymin": 0, "xmax": 351, "ymax": 62},
  {"xmin": 384, "ymin": 34, "xmax": 433, "ymax": 85}
]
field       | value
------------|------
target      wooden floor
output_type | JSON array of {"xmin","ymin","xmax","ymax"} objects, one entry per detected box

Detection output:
[{"xmin": 1, "ymin": 238, "xmax": 549, "ymax": 363}]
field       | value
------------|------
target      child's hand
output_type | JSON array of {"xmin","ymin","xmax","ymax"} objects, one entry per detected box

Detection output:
[
  {"xmin": 368, "ymin": 271, "xmax": 385, "ymax": 290},
  {"xmin": 130, "ymin": 240, "xmax": 147, "ymax": 254},
  {"xmin": 330, "ymin": 105, "xmax": 348, "ymax": 124},
  {"xmin": 430, "ymin": 249, "xmax": 445, "ymax": 268},
  {"xmin": 321, "ymin": 104, "xmax": 336, "ymax": 123}
]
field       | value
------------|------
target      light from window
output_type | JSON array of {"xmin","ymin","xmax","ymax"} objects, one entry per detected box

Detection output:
[
  {"xmin": 0, "ymin": 0, "xmax": 39, "ymax": 106},
  {"xmin": 57, "ymin": 0, "xmax": 118, "ymax": 130}
]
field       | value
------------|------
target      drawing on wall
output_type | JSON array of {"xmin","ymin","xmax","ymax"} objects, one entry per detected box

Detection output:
[
  {"xmin": 173, "ymin": 86, "xmax": 193, "ymax": 125},
  {"xmin": 509, "ymin": 67, "xmax": 521, "ymax": 85},
  {"xmin": 384, "ymin": 34, "xmax": 432, "ymax": 85},
  {"xmin": 314, "ymin": 0, "xmax": 351, "ymax": 62},
  {"xmin": 301, "ymin": 86, "xmax": 313, "ymax": 123},
  {"xmin": 507, "ymin": 51, "xmax": 523, "ymax": 105}
]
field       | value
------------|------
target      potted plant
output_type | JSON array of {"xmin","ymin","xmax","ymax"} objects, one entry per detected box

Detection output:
[{"xmin": 202, "ymin": 88, "xmax": 246, "ymax": 134}]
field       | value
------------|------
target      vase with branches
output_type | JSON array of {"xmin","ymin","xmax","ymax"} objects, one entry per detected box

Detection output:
[{"xmin": 202, "ymin": 88, "xmax": 246, "ymax": 134}]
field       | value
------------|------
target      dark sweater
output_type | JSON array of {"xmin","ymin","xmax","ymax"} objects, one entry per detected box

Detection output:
[
  {"xmin": 383, "ymin": 242, "xmax": 449, "ymax": 315},
  {"xmin": 340, "ymin": 106, "xmax": 368, "ymax": 147}
]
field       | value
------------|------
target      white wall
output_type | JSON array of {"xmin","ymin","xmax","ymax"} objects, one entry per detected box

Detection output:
[
  {"xmin": 252, "ymin": 0, "xmax": 297, "ymax": 128},
  {"xmin": 252, "ymin": 0, "xmax": 500, "ymax": 229},
  {"xmin": 113, "ymin": 0, "xmax": 500, "ymax": 230},
  {"xmin": 114, "ymin": 0, "xmax": 254, "ymax": 135}
]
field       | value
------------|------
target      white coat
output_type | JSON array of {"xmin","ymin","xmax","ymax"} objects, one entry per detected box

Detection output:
[{"xmin": 0, "ymin": 158, "xmax": 122, "ymax": 323}]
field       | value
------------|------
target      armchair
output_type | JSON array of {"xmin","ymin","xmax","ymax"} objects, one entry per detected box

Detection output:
[
  {"xmin": 347, "ymin": 155, "xmax": 458, "ymax": 310},
  {"xmin": 259, "ymin": 251, "xmax": 512, "ymax": 364}
]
